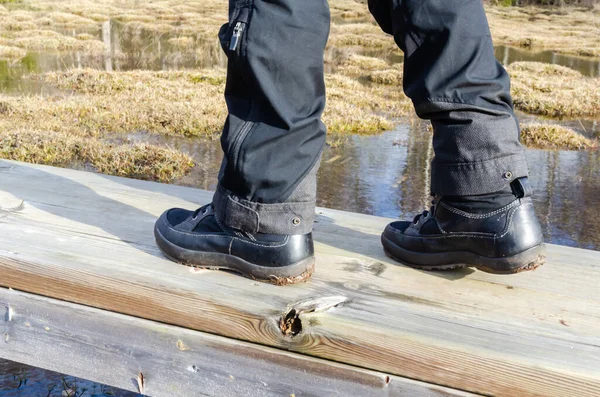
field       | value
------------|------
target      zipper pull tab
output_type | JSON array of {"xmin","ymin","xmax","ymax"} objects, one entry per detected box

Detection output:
[{"xmin": 229, "ymin": 22, "xmax": 245, "ymax": 53}]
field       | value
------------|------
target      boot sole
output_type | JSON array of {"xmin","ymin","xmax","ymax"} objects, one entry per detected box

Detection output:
[
  {"xmin": 154, "ymin": 226, "xmax": 314, "ymax": 285},
  {"xmin": 381, "ymin": 235, "xmax": 545, "ymax": 275}
]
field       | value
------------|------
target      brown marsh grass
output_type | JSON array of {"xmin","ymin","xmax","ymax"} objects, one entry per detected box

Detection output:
[
  {"xmin": 521, "ymin": 124, "xmax": 597, "ymax": 150},
  {"xmin": 509, "ymin": 62, "xmax": 600, "ymax": 118},
  {"xmin": 0, "ymin": 127, "xmax": 194, "ymax": 181}
]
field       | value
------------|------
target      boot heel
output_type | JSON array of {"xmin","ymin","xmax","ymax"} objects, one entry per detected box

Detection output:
[{"xmin": 474, "ymin": 244, "xmax": 546, "ymax": 275}]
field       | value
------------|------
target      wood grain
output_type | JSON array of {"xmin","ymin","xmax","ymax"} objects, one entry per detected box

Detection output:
[
  {"xmin": 0, "ymin": 288, "xmax": 477, "ymax": 397},
  {"xmin": 0, "ymin": 160, "xmax": 599, "ymax": 396}
]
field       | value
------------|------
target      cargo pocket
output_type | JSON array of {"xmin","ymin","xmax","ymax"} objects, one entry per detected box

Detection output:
[{"xmin": 218, "ymin": 23, "xmax": 230, "ymax": 54}]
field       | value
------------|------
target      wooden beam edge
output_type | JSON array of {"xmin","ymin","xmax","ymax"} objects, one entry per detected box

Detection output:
[{"xmin": 0, "ymin": 287, "xmax": 477, "ymax": 397}]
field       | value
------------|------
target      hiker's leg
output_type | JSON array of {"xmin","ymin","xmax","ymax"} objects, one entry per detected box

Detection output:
[
  {"xmin": 373, "ymin": 0, "xmax": 545, "ymax": 273},
  {"xmin": 213, "ymin": 0, "xmax": 330, "ymax": 235},
  {"xmin": 154, "ymin": 0, "xmax": 330, "ymax": 284},
  {"xmin": 371, "ymin": 0, "xmax": 527, "ymax": 194}
]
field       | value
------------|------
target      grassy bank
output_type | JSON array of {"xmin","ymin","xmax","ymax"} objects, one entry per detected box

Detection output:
[
  {"xmin": 486, "ymin": 5, "xmax": 600, "ymax": 57},
  {"xmin": 0, "ymin": 128, "xmax": 194, "ymax": 181},
  {"xmin": 521, "ymin": 124, "xmax": 597, "ymax": 150},
  {"xmin": 3, "ymin": 59, "xmax": 595, "ymax": 147},
  {"xmin": 1, "ymin": 63, "xmax": 409, "ymax": 140},
  {"xmin": 509, "ymin": 62, "xmax": 600, "ymax": 118}
]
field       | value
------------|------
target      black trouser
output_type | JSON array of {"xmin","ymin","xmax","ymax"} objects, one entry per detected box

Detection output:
[{"xmin": 213, "ymin": 0, "xmax": 528, "ymax": 235}]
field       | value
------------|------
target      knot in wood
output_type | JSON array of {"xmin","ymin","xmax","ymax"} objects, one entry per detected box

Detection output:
[
  {"xmin": 279, "ymin": 296, "xmax": 348, "ymax": 337},
  {"xmin": 280, "ymin": 309, "xmax": 302, "ymax": 336}
]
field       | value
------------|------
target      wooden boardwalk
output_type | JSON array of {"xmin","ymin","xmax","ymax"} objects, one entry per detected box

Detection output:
[{"xmin": 0, "ymin": 159, "xmax": 599, "ymax": 397}]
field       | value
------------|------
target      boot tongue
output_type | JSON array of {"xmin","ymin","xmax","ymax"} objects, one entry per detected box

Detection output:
[{"xmin": 174, "ymin": 205, "xmax": 215, "ymax": 232}]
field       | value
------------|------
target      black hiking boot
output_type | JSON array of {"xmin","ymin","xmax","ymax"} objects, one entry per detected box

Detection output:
[
  {"xmin": 154, "ymin": 204, "xmax": 315, "ymax": 285},
  {"xmin": 381, "ymin": 178, "xmax": 545, "ymax": 274}
]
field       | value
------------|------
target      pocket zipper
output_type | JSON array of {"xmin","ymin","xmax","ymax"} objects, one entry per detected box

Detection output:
[
  {"xmin": 228, "ymin": 5, "xmax": 253, "ymax": 171},
  {"xmin": 229, "ymin": 6, "xmax": 250, "ymax": 54},
  {"xmin": 229, "ymin": 22, "xmax": 245, "ymax": 53}
]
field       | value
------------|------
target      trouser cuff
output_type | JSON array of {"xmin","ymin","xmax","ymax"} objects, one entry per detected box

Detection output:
[
  {"xmin": 212, "ymin": 185, "xmax": 315, "ymax": 235},
  {"xmin": 431, "ymin": 154, "xmax": 529, "ymax": 196}
]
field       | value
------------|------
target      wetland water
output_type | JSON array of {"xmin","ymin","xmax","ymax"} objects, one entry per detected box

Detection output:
[
  {"xmin": 1, "ymin": 19, "xmax": 600, "ymax": 397},
  {"xmin": 0, "ymin": 359, "xmax": 140, "ymax": 396}
]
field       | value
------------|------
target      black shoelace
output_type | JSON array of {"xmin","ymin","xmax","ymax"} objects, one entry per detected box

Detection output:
[
  {"xmin": 413, "ymin": 199, "xmax": 437, "ymax": 225},
  {"xmin": 192, "ymin": 204, "xmax": 211, "ymax": 220}
]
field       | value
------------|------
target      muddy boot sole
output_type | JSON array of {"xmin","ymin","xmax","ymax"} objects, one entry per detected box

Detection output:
[
  {"xmin": 381, "ymin": 235, "xmax": 545, "ymax": 275},
  {"xmin": 155, "ymin": 227, "xmax": 314, "ymax": 285}
]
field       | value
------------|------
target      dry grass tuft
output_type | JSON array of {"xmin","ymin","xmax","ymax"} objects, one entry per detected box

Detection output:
[
  {"xmin": 0, "ymin": 128, "xmax": 194, "ymax": 181},
  {"xmin": 0, "ymin": 44, "xmax": 26, "ymax": 60},
  {"xmin": 5, "ymin": 29, "xmax": 105, "ymax": 51},
  {"xmin": 168, "ymin": 36, "xmax": 195, "ymax": 48},
  {"xmin": 26, "ymin": 68, "xmax": 229, "ymax": 137},
  {"xmin": 521, "ymin": 124, "xmax": 597, "ymax": 150},
  {"xmin": 75, "ymin": 32, "xmax": 95, "ymax": 41},
  {"xmin": 325, "ymin": 73, "xmax": 411, "ymax": 138},
  {"xmin": 486, "ymin": 5, "xmax": 600, "ymax": 57},
  {"xmin": 338, "ymin": 54, "xmax": 389, "ymax": 76},
  {"xmin": 329, "ymin": 23, "xmax": 394, "ymax": 50},
  {"xmin": 91, "ymin": 142, "xmax": 195, "ymax": 181},
  {"xmin": 509, "ymin": 62, "xmax": 600, "ymax": 118},
  {"xmin": 368, "ymin": 68, "xmax": 403, "ymax": 85},
  {"xmin": 329, "ymin": 0, "xmax": 371, "ymax": 19},
  {"xmin": 338, "ymin": 54, "xmax": 404, "ymax": 85}
]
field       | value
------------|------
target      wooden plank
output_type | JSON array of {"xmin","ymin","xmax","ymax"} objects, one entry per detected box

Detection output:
[
  {"xmin": 1, "ymin": 160, "xmax": 599, "ymax": 396},
  {"xmin": 0, "ymin": 288, "xmax": 475, "ymax": 397}
]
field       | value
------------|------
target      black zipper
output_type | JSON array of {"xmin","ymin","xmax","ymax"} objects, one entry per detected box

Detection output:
[
  {"xmin": 229, "ymin": 6, "xmax": 251, "ymax": 56},
  {"xmin": 231, "ymin": 110, "xmax": 255, "ymax": 173},
  {"xmin": 229, "ymin": 22, "xmax": 245, "ymax": 54},
  {"xmin": 228, "ymin": 5, "xmax": 254, "ymax": 173}
]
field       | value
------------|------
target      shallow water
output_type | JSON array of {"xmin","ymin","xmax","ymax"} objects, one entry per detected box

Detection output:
[
  {"xmin": 0, "ymin": 359, "xmax": 139, "ymax": 396},
  {"xmin": 495, "ymin": 45, "xmax": 600, "ymax": 77},
  {"xmin": 2, "ymin": 16, "xmax": 600, "ymax": 395},
  {"xmin": 127, "ymin": 116, "xmax": 600, "ymax": 251}
]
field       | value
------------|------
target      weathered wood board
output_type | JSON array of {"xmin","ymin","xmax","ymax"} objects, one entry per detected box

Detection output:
[
  {"xmin": 0, "ymin": 160, "xmax": 599, "ymax": 396},
  {"xmin": 0, "ymin": 288, "xmax": 475, "ymax": 397}
]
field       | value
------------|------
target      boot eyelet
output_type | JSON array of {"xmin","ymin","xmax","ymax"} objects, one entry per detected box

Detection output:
[{"xmin": 292, "ymin": 217, "xmax": 301, "ymax": 226}]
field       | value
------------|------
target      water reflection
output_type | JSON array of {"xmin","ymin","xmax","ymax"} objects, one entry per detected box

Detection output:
[
  {"xmin": 0, "ymin": 20, "xmax": 227, "ymax": 93},
  {"xmin": 495, "ymin": 45, "xmax": 600, "ymax": 77},
  {"xmin": 0, "ymin": 359, "xmax": 139, "ymax": 397},
  {"xmin": 125, "ymin": 116, "xmax": 600, "ymax": 251}
]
